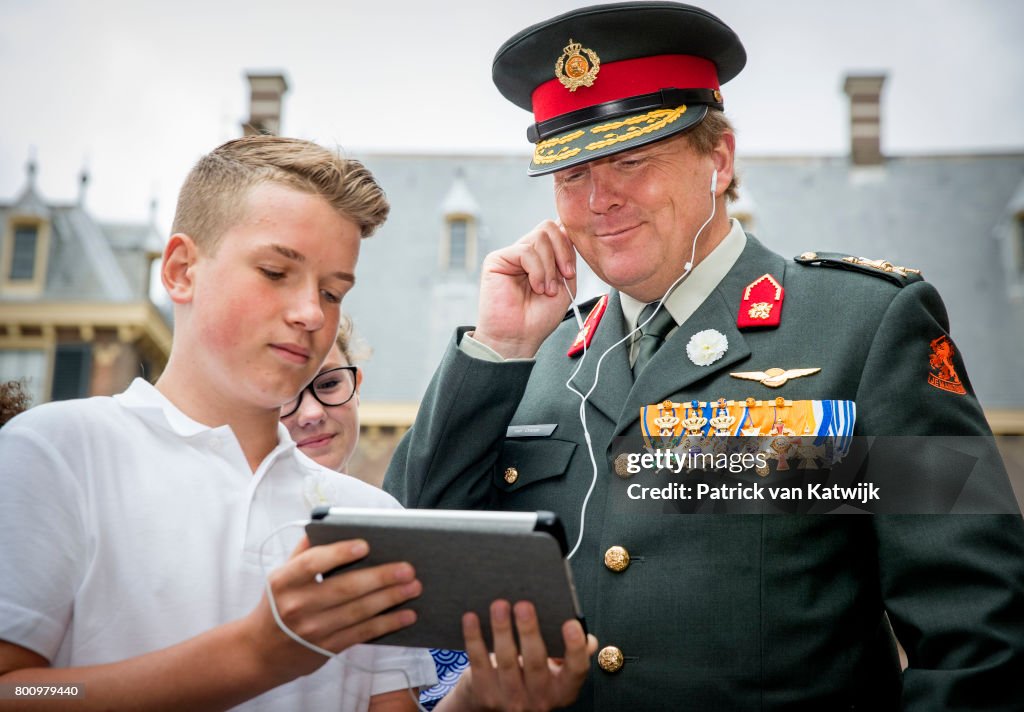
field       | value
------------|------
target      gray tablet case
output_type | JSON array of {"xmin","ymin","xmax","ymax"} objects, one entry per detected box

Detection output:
[{"xmin": 306, "ymin": 507, "xmax": 586, "ymax": 656}]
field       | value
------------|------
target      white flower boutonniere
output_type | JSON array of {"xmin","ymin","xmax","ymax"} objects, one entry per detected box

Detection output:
[{"xmin": 686, "ymin": 329, "xmax": 729, "ymax": 366}]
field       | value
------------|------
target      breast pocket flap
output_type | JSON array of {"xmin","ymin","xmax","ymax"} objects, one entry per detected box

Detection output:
[{"xmin": 494, "ymin": 438, "xmax": 577, "ymax": 492}]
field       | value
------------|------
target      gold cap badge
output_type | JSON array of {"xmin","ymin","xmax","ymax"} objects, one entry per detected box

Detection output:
[{"xmin": 555, "ymin": 39, "xmax": 600, "ymax": 92}]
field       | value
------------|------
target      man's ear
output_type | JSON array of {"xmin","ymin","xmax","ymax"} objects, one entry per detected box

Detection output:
[
  {"xmin": 161, "ymin": 233, "xmax": 200, "ymax": 304},
  {"xmin": 711, "ymin": 130, "xmax": 736, "ymax": 197}
]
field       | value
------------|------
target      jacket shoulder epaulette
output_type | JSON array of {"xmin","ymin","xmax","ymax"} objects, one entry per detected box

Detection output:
[
  {"xmin": 793, "ymin": 251, "xmax": 924, "ymax": 287},
  {"xmin": 562, "ymin": 294, "xmax": 604, "ymax": 321}
]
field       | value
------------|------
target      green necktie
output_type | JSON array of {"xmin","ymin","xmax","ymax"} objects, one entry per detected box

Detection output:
[{"xmin": 633, "ymin": 302, "xmax": 677, "ymax": 376}]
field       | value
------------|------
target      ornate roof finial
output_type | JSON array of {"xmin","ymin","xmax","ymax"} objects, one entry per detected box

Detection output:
[
  {"xmin": 78, "ymin": 164, "xmax": 90, "ymax": 207},
  {"xmin": 26, "ymin": 146, "xmax": 38, "ymax": 186}
]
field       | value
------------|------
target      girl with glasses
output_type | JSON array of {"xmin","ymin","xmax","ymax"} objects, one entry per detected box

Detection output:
[{"xmin": 281, "ymin": 313, "xmax": 364, "ymax": 473}]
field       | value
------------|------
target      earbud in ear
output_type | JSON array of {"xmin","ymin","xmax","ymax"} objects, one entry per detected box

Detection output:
[{"xmin": 710, "ymin": 169, "xmax": 718, "ymax": 194}]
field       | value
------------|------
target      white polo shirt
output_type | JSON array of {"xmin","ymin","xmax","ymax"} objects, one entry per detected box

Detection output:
[{"xmin": 0, "ymin": 379, "xmax": 436, "ymax": 711}]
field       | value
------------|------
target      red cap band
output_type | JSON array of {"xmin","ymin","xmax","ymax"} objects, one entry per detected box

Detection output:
[{"xmin": 531, "ymin": 54, "xmax": 720, "ymax": 123}]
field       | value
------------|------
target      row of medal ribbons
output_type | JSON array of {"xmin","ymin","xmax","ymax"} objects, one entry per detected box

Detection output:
[{"xmin": 641, "ymin": 398, "xmax": 856, "ymax": 462}]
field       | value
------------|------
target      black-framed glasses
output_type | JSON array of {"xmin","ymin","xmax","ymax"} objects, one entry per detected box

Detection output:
[{"xmin": 281, "ymin": 366, "xmax": 359, "ymax": 418}]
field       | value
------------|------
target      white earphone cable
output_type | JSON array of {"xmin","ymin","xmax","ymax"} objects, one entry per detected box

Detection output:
[{"xmin": 563, "ymin": 176, "xmax": 718, "ymax": 560}]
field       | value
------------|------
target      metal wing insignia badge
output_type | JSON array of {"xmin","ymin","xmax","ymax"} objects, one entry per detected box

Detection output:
[{"xmin": 729, "ymin": 367, "xmax": 821, "ymax": 388}]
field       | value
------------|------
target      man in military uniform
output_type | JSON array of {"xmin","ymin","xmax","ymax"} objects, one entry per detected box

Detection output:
[{"xmin": 385, "ymin": 3, "xmax": 1024, "ymax": 709}]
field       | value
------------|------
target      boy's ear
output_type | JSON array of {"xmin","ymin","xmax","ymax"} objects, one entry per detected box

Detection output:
[{"xmin": 161, "ymin": 233, "xmax": 200, "ymax": 304}]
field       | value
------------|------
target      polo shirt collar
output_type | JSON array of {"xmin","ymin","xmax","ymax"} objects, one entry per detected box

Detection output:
[{"xmin": 115, "ymin": 378, "xmax": 296, "ymax": 452}]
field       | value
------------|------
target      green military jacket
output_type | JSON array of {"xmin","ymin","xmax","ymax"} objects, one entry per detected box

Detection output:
[{"xmin": 385, "ymin": 235, "xmax": 1024, "ymax": 711}]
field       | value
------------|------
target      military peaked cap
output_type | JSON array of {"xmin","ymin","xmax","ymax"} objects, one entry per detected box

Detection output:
[{"xmin": 492, "ymin": 1, "xmax": 746, "ymax": 175}]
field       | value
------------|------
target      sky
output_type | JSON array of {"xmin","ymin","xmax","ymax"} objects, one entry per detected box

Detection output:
[{"xmin": 1, "ymin": 0, "xmax": 1022, "ymax": 232}]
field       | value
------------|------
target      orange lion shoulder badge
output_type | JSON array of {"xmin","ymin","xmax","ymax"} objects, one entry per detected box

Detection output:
[{"xmin": 927, "ymin": 336, "xmax": 966, "ymax": 395}]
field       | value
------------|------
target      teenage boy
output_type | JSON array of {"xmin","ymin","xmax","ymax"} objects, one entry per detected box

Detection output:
[{"xmin": 0, "ymin": 136, "xmax": 592, "ymax": 711}]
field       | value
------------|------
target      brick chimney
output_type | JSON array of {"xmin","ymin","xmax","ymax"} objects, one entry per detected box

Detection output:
[
  {"xmin": 242, "ymin": 73, "xmax": 289, "ymax": 136},
  {"xmin": 843, "ymin": 74, "xmax": 886, "ymax": 166}
]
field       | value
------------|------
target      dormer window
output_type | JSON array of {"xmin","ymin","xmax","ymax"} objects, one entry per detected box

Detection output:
[
  {"xmin": 448, "ymin": 218, "xmax": 468, "ymax": 269},
  {"xmin": 439, "ymin": 170, "xmax": 480, "ymax": 273},
  {"xmin": 2, "ymin": 217, "xmax": 50, "ymax": 295},
  {"xmin": 10, "ymin": 224, "xmax": 39, "ymax": 280},
  {"xmin": 442, "ymin": 214, "xmax": 476, "ymax": 272}
]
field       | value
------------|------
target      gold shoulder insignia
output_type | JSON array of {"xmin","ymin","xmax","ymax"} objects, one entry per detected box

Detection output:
[
  {"xmin": 795, "ymin": 252, "xmax": 924, "ymax": 287},
  {"xmin": 840, "ymin": 256, "xmax": 921, "ymax": 278}
]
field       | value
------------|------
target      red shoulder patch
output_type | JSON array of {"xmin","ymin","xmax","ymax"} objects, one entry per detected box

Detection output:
[
  {"xmin": 927, "ymin": 335, "xmax": 966, "ymax": 395},
  {"xmin": 737, "ymin": 273, "xmax": 784, "ymax": 329}
]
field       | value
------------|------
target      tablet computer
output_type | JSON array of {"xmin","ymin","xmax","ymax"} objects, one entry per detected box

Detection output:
[{"xmin": 306, "ymin": 507, "xmax": 585, "ymax": 655}]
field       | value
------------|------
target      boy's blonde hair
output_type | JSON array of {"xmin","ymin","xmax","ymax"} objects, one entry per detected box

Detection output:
[{"xmin": 172, "ymin": 136, "xmax": 389, "ymax": 252}]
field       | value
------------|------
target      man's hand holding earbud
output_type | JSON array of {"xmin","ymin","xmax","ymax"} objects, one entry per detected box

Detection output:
[
  {"xmin": 472, "ymin": 220, "xmax": 577, "ymax": 360},
  {"xmin": 437, "ymin": 600, "xmax": 597, "ymax": 712}
]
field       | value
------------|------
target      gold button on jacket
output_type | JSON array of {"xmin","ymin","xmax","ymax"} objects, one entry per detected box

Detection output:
[
  {"xmin": 613, "ymin": 453, "xmax": 634, "ymax": 478},
  {"xmin": 598, "ymin": 645, "xmax": 625, "ymax": 673},
  {"xmin": 503, "ymin": 466, "xmax": 518, "ymax": 484},
  {"xmin": 604, "ymin": 545, "xmax": 630, "ymax": 572}
]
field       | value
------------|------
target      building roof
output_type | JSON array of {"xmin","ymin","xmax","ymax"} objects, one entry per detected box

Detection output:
[{"xmin": 1, "ymin": 179, "xmax": 167, "ymax": 311}]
